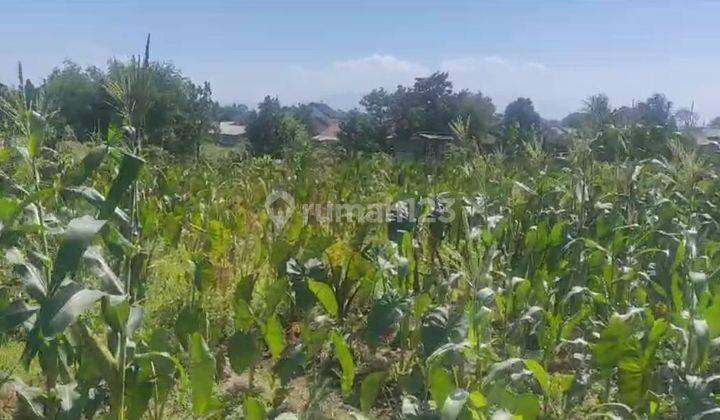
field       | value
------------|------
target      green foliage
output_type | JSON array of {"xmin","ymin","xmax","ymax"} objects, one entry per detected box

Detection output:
[
  {"xmin": 5, "ymin": 53, "xmax": 215, "ymax": 156},
  {"xmin": 331, "ymin": 331, "xmax": 356, "ymax": 398},
  {"xmin": 503, "ymin": 97, "xmax": 541, "ymax": 132},
  {"xmin": 307, "ymin": 279, "xmax": 339, "ymax": 317},
  {"xmin": 43, "ymin": 62, "xmax": 112, "ymax": 139},
  {"xmin": 342, "ymin": 72, "xmax": 497, "ymax": 153},
  {"xmin": 228, "ymin": 331, "xmax": 260, "ymax": 374},
  {"xmin": 264, "ymin": 315, "xmax": 286, "ymax": 360},
  {"xmin": 188, "ymin": 332, "xmax": 220, "ymax": 416},
  {"xmin": 2, "ymin": 74, "xmax": 720, "ymax": 419},
  {"xmin": 359, "ymin": 371, "xmax": 385, "ymax": 413}
]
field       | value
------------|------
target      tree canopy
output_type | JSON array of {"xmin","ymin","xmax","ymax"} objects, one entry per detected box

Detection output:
[
  {"xmin": 503, "ymin": 97, "xmax": 541, "ymax": 131},
  {"xmin": 340, "ymin": 72, "xmax": 497, "ymax": 153}
]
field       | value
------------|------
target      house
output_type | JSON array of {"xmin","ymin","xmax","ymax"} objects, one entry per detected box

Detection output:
[
  {"xmin": 312, "ymin": 120, "xmax": 341, "ymax": 142},
  {"xmin": 393, "ymin": 132, "xmax": 454, "ymax": 161},
  {"xmin": 217, "ymin": 121, "xmax": 247, "ymax": 147},
  {"xmin": 688, "ymin": 127, "xmax": 720, "ymax": 153},
  {"xmin": 305, "ymin": 103, "xmax": 343, "ymax": 142},
  {"xmin": 542, "ymin": 124, "xmax": 578, "ymax": 153}
]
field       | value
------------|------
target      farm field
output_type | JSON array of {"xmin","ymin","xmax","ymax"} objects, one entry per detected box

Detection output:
[
  {"xmin": 1, "ymin": 110, "xmax": 720, "ymax": 418},
  {"xmin": 3, "ymin": 2, "xmax": 720, "ymax": 417}
]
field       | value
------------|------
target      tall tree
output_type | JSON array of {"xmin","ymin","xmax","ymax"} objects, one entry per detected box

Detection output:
[
  {"xmin": 43, "ymin": 61, "xmax": 112, "ymax": 140},
  {"xmin": 409, "ymin": 71, "xmax": 454, "ymax": 133},
  {"xmin": 247, "ymin": 96, "xmax": 282, "ymax": 155},
  {"xmin": 638, "ymin": 93, "xmax": 673, "ymax": 127},
  {"xmin": 338, "ymin": 110, "xmax": 380, "ymax": 152},
  {"xmin": 359, "ymin": 87, "xmax": 393, "ymax": 148},
  {"xmin": 503, "ymin": 97, "xmax": 541, "ymax": 132},
  {"xmin": 583, "ymin": 93, "xmax": 611, "ymax": 129},
  {"xmin": 674, "ymin": 107, "xmax": 698, "ymax": 129},
  {"xmin": 452, "ymin": 89, "xmax": 497, "ymax": 138}
]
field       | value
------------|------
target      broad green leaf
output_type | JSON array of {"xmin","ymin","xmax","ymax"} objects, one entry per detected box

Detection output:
[
  {"xmin": 618, "ymin": 357, "xmax": 645, "ymax": 407},
  {"xmin": 189, "ymin": 332, "xmax": 220, "ymax": 416},
  {"xmin": 0, "ymin": 300, "xmax": 38, "ymax": 333},
  {"xmin": 40, "ymin": 282, "xmax": 104, "ymax": 336},
  {"xmin": 0, "ymin": 198, "xmax": 21, "ymax": 222},
  {"xmin": 193, "ymin": 256, "xmax": 215, "ymax": 293},
  {"xmin": 594, "ymin": 315, "xmax": 633, "ymax": 370},
  {"xmin": 671, "ymin": 272, "xmax": 683, "ymax": 313},
  {"xmin": 234, "ymin": 298, "xmax": 254, "ymax": 332},
  {"xmin": 645, "ymin": 318, "xmax": 668, "ymax": 358},
  {"xmin": 234, "ymin": 274, "xmax": 256, "ymax": 302},
  {"xmin": 125, "ymin": 379, "xmax": 153, "ymax": 420},
  {"xmin": 331, "ymin": 331, "xmax": 356, "ymax": 397},
  {"xmin": 70, "ymin": 322, "xmax": 118, "ymax": 383},
  {"xmin": 101, "ymin": 151, "xmax": 144, "ymax": 218},
  {"xmin": 100, "ymin": 295, "xmax": 130, "ymax": 332},
  {"xmin": 12, "ymin": 380, "xmax": 44, "ymax": 418},
  {"xmin": 274, "ymin": 347, "xmax": 306, "ymax": 385},
  {"xmin": 83, "ymin": 246, "xmax": 123, "ymax": 295},
  {"xmin": 549, "ymin": 221, "xmax": 566, "ymax": 246},
  {"xmin": 68, "ymin": 146, "xmax": 108, "ymax": 185},
  {"xmin": 27, "ymin": 111, "xmax": 47, "ymax": 158},
  {"xmin": 366, "ymin": 294, "xmax": 405, "ymax": 345},
  {"xmin": 360, "ymin": 371, "xmax": 385, "ymax": 413},
  {"xmin": 51, "ymin": 216, "xmax": 107, "ymax": 289},
  {"xmin": 145, "ymin": 330, "xmax": 181, "ymax": 404},
  {"xmin": 65, "ymin": 186, "xmax": 105, "ymax": 208},
  {"xmin": 207, "ymin": 220, "xmax": 230, "ymax": 258},
  {"xmin": 264, "ymin": 316, "xmax": 286, "ymax": 360},
  {"xmin": 523, "ymin": 359, "xmax": 550, "ymax": 395},
  {"xmin": 413, "ymin": 293, "xmax": 433, "ymax": 318},
  {"xmin": 244, "ymin": 396, "xmax": 266, "ymax": 420},
  {"xmin": 174, "ymin": 305, "xmax": 206, "ymax": 349},
  {"xmin": 307, "ymin": 279, "xmax": 338, "ymax": 317},
  {"xmin": 65, "ymin": 187, "xmax": 130, "ymax": 223},
  {"xmin": 7, "ymin": 249, "xmax": 46, "ymax": 300},
  {"xmin": 482, "ymin": 358, "xmax": 525, "ymax": 388},
  {"xmin": 428, "ymin": 364, "xmax": 454, "ymax": 409},
  {"xmin": 486, "ymin": 385, "xmax": 541, "ymax": 420},
  {"xmin": 468, "ymin": 390, "xmax": 487, "ymax": 409},
  {"xmin": 301, "ymin": 324, "xmax": 329, "ymax": 358},
  {"xmin": 701, "ymin": 298, "xmax": 720, "ymax": 338},
  {"xmin": 228, "ymin": 331, "xmax": 260, "ymax": 374}
]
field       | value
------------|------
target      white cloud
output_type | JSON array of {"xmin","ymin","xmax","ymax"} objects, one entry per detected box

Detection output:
[
  {"xmin": 526, "ymin": 61, "xmax": 548, "ymax": 72},
  {"xmin": 441, "ymin": 56, "xmax": 549, "ymax": 74},
  {"xmin": 333, "ymin": 54, "xmax": 427, "ymax": 75},
  {"xmin": 197, "ymin": 54, "xmax": 429, "ymax": 109},
  {"xmin": 186, "ymin": 53, "xmax": 720, "ymax": 120},
  {"xmin": 483, "ymin": 56, "xmax": 511, "ymax": 67}
]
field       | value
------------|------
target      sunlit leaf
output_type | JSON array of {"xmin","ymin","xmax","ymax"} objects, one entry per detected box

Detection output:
[
  {"xmin": 429, "ymin": 364, "xmax": 454, "ymax": 409},
  {"xmin": 307, "ymin": 279, "xmax": 338, "ymax": 317},
  {"xmin": 360, "ymin": 371, "xmax": 385, "ymax": 413},
  {"xmin": 264, "ymin": 316, "xmax": 286, "ymax": 360},
  {"xmin": 331, "ymin": 330, "xmax": 356, "ymax": 397},
  {"xmin": 51, "ymin": 215, "xmax": 107, "ymax": 289},
  {"xmin": 40, "ymin": 282, "xmax": 104, "ymax": 336},
  {"xmin": 189, "ymin": 332, "xmax": 220, "ymax": 416}
]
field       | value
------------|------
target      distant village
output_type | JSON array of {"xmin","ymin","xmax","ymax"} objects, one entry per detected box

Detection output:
[{"xmin": 215, "ymin": 102, "xmax": 720, "ymax": 160}]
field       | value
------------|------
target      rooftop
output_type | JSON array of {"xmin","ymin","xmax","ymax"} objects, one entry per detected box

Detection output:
[
  {"xmin": 219, "ymin": 121, "xmax": 246, "ymax": 136},
  {"xmin": 412, "ymin": 132, "xmax": 454, "ymax": 141},
  {"xmin": 688, "ymin": 127, "xmax": 720, "ymax": 145}
]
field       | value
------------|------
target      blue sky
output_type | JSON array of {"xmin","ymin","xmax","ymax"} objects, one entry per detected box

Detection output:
[{"xmin": 2, "ymin": 0, "xmax": 720, "ymax": 120}]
